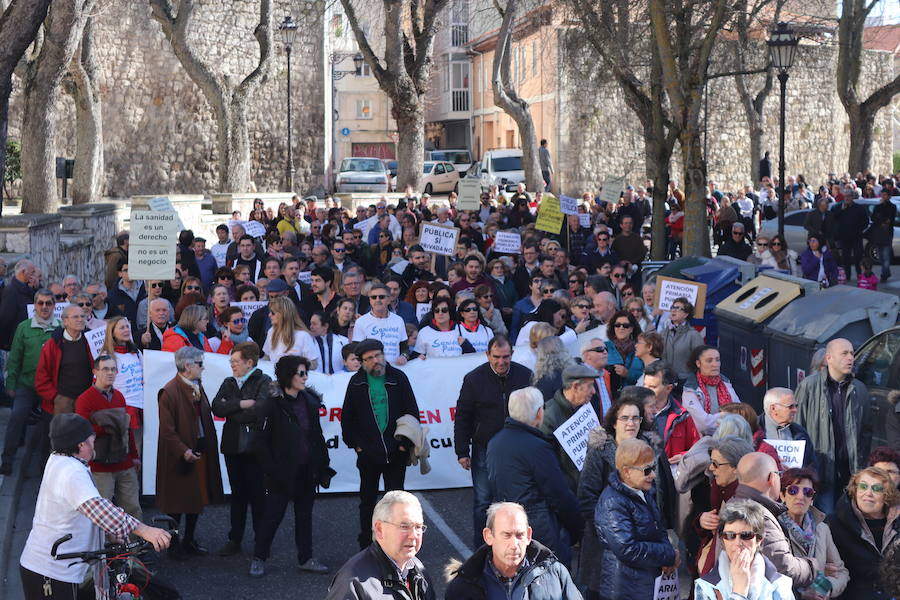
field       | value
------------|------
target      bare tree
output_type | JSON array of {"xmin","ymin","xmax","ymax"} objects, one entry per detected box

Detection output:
[
  {"xmin": 567, "ymin": 0, "xmax": 678, "ymax": 259},
  {"xmin": 340, "ymin": 0, "xmax": 449, "ymax": 192},
  {"xmin": 150, "ymin": 0, "xmax": 274, "ymax": 193},
  {"xmin": 0, "ymin": 0, "xmax": 51, "ymax": 211},
  {"xmin": 63, "ymin": 15, "xmax": 103, "ymax": 204},
  {"xmin": 491, "ymin": 0, "xmax": 542, "ymax": 192},
  {"xmin": 20, "ymin": 0, "xmax": 95, "ymax": 214},
  {"xmin": 837, "ymin": 0, "xmax": 900, "ymax": 173},
  {"xmin": 649, "ymin": 0, "xmax": 731, "ymax": 257}
]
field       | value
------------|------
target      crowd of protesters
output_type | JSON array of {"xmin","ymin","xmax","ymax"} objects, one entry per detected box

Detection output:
[{"xmin": 3, "ymin": 177, "xmax": 900, "ymax": 600}]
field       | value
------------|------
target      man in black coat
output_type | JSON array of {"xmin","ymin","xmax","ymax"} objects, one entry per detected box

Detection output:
[
  {"xmin": 831, "ymin": 189, "xmax": 870, "ymax": 279},
  {"xmin": 454, "ymin": 335, "xmax": 532, "ymax": 548},
  {"xmin": 139, "ymin": 298, "xmax": 173, "ymax": 351},
  {"xmin": 871, "ymin": 189, "xmax": 897, "ymax": 282},
  {"xmin": 717, "ymin": 222, "xmax": 753, "ymax": 261},
  {"xmin": 341, "ymin": 339, "xmax": 420, "ymax": 549},
  {"xmin": 0, "ymin": 259, "xmax": 36, "ymax": 350}
]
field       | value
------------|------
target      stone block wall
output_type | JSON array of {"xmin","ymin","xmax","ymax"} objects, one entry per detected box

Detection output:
[
  {"xmin": 557, "ymin": 32, "xmax": 894, "ymax": 194},
  {"xmin": 7, "ymin": 0, "xmax": 326, "ymax": 198}
]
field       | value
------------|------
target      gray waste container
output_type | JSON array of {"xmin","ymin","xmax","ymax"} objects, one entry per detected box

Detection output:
[
  {"xmin": 763, "ymin": 286, "xmax": 900, "ymax": 391},
  {"xmin": 715, "ymin": 272, "xmax": 818, "ymax": 411}
]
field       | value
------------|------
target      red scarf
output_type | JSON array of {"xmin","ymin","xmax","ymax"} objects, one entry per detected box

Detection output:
[
  {"xmin": 459, "ymin": 320, "xmax": 480, "ymax": 332},
  {"xmin": 696, "ymin": 373, "xmax": 732, "ymax": 413},
  {"xmin": 431, "ymin": 319, "xmax": 456, "ymax": 331}
]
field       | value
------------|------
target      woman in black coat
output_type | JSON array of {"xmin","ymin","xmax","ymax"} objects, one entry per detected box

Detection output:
[{"xmin": 250, "ymin": 355, "xmax": 332, "ymax": 578}]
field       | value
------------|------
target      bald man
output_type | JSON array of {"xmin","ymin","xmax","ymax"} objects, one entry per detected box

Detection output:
[
  {"xmin": 794, "ymin": 338, "xmax": 873, "ymax": 512},
  {"xmin": 730, "ymin": 453, "xmax": 820, "ymax": 588}
]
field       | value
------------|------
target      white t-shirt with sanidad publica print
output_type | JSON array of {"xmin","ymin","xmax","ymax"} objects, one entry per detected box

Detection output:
[
  {"xmin": 414, "ymin": 325, "xmax": 464, "ymax": 358},
  {"xmin": 352, "ymin": 311, "xmax": 408, "ymax": 363}
]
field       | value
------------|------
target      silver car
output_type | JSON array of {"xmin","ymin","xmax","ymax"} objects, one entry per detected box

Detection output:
[{"xmin": 335, "ymin": 157, "xmax": 390, "ymax": 193}]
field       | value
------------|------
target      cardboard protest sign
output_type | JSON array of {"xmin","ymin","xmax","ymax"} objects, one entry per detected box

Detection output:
[
  {"xmin": 419, "ymin": 222, "xmax": 459, "ymax": 256},
  {"xmin": 128, "ymin": 211, "xmax": 180, "ymax": 280},
  {"xmin": 764, "ymin": 439, "xmax": 806, "ymax": 469},
  {"xmin": 552, "ymin": 404, "xmax": 601, "ymax": 471},
  {"xmin": 230, "ymin": 301, "xmax": 267, "ymax": 322},
  {"xmin": 457, "ymin": 178, "xmax": 482, "ymax": 211},
  {"xmin": 560, "ymin": 195, "xmax": 579, "ymax": 215},
  {"xmin": 493, "ymin": 231, "xmax": 522, "ymax": 254},
  {"xmin": 244, "ymin": 220, "xmax": 267, "ymax": 238},
  {"xmin": 599, "ymin": 176, "xmax": 626, "ymax": 205},
  {"xmin": 535, "ymin": 195, "xmax": 564, "ymax": 234},
  {"xmin": 654, "ymin": 276, "xmax": 707, "ymax": 318},
  {"xmin": 86, "ymin": 328, "xmax": 106, "ymax": 359},
  {"xmin": 578, "ymin": 213, "xmax": 592, "ymax": 228}
]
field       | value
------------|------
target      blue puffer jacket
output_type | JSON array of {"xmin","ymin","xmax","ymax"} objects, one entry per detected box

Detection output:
[{"xmin": 595, "ymin": 471, "xmax": 676, "ymax": 600}]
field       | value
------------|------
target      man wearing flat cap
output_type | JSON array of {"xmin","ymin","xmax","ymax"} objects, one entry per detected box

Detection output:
[
  {"xmin": 540, "ymin": 363, "xmax": 601, "ymax": 492},
  {"xmin": 19, "ymin": 414, "xmax": 171, "ymax": 600},
  {"xmin": 341, "ymin": 338, "xmax": 421, "ymax": 549}
]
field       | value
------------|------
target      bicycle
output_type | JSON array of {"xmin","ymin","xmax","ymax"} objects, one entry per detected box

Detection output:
[{"xmin": 51, "ymin": 515, "xmax": 178, "ymax": 600}]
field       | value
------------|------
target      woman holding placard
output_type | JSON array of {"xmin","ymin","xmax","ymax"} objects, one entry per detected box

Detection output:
[
  {"xmin": 101, "ymin": 316, "xmax": 145, "ymax": 457},
  {"xmin": 660, "ymin": 297, "xmax": 705, "ymax": 382}
]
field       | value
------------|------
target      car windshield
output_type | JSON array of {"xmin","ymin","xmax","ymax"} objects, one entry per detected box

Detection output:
[
  {"xmin": 423, "ymin": 164, "xmax": 433, "ymax": 174},
  {"xmin": 492, "ymin": 156, "xmax": 522, "ymax": 171},
  {"xmin": 443, "ymin": 151, "xmax": 471, "ymax": 164},
  {"xmin": 340, "ymin": 159, "xmax": 384, "ymax": 173}
]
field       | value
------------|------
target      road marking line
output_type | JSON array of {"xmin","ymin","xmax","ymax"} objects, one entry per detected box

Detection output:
[{"xmin": 415, "ymin": 493, "xmax": 472, "ymax": 559}]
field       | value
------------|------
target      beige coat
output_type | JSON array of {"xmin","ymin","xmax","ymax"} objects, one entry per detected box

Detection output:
[{"xmin": 784, "ymin": 507, "xmax": 850, "ymax": 596}]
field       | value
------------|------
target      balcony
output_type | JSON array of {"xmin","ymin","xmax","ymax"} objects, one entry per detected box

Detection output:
[{"xmin": 440, "ymin": 89, "xmax": 470, "ymax": 115}]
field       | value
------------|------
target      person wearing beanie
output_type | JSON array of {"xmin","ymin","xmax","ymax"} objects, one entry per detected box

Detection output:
[{"xmin": 19, "ymin": 413, "xmax": 171, "ymax": 600}]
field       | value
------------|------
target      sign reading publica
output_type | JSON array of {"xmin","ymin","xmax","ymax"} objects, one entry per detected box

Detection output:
[{"xmin": 419, "ymin": 222, "xmax": 459, "ymax": 256}]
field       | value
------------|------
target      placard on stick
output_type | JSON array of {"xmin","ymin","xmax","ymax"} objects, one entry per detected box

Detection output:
[
  {"xmin": 419, "ymin": 222, "xmax": 459, "ymax": 256},
  {"xmin": 128, "ymin": 211, "xmax": 180, "ymax": 280},
  {"xmin": 599, "ymin": 176, "xmax": 626, "ymax": 205},
  {"xmin": 493, "ymin": 231, "xmax": 522, "ymax": 254},
  {"xmin": 457, "ymin": 178, "xmax": 482, "ymax": 211},
  {"xmin": 559, "ymin": 195, "xmax": 579, "ymax": 215},
  {"xmin": 653, "ymin": 276, "xmax": 707, "ymax": 318},
  {"xmin": 535, "ymin": 195, "xmax": 564, "ymax": 234}
]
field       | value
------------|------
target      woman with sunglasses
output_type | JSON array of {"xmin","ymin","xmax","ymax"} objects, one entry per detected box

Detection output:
[
  {"xmin": 605, "ymin": 310, "xmax": 644, "ymax": 390},
  {"xmin": 592, "ymin": 438, "xmax": 678, "ymax": 600},
  {"xmin": 516, "ymin": 299, "xmax": 576, "ymax": 349},
  {"xmin": 693, "ymin": 499, "xmax": 794, "ymax": 600},
  {"xmin": 827, "ymin": 466, "xmax": 900, "ymax": 600},
  {"xmin": 214, "ymin": 306, "xmax": 250, "ymax": 354},
  {"xmin": 213, "ymin": 267, "xmax": 236, "ymax": 295},
  {"xmin": 568, "ymin": 294, "xmax": 602, "ymax": 334},
  {"xmin": 778, "ymin": 468, "xmax": 849, "ymax": 599},
  {"xmin": 761, "ymin": 234, "xmax": 802, "ymax": 277},
  {"xmin": 455, "ymin": 298, "xmax": 492, "ymax": 352},
  {"xmin": 473, "ymin": 284, "xmax": 508, "ymax": 336},
  {"xmin": 413, "ymin": 297, "xmax": 475, "ymax": 358},
  {"xmin": 661, "ymin": 296, "xmax": 705, "ymax": 382}
]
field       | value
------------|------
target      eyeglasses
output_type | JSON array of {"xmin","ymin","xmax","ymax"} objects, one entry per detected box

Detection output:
[
  {"xmin": 434, "ymin": 307, "xmax": 450, "ymax": 314},
  {"xmin": 219, "ymin": 275, "xmax": 234, "ymax": 280},
  {"xmin": 150, "ymin": 282, "xmax": 163, "ymax": 288},
  {"xmin": 786, "ymin": 485, "xmax": 816, "ymax": 498},
  {"xmin": 185, "ymin": 285, "xmax": 201, "ymax": 292},
  {"xmin": 296, "ymin": 370, "xmax": 308, "ymax": 378},
  {"xmin": 574, "ymin": 304, "xmax": 591, "ymax": 310},
  {"xmin": 541, "ymin": 288, "xmax": 555, "ymax": 294},
  {"xmin": 710, "ymin": 459, "xmax": 732, "ymax": 469},
  {"xmin": 35, "ymin": 300, "xmax": 54, "ymax": 306},
  {"xmin": 460, "ymin": 306, "xmax": 478, "ymax": 313},
  {"xmin": 333, "ymin": 248, "xmax": 346, "ymax": 253},
  {"xmin": 369, "ymin": 294, "xmax": 387, "ymax": 300},
  {"xmin": 382, "ymin": 521, "xmax": 427, "ymax": 534},
  {"xmin": 627, "ymin": 464, "xmax": 656, "ymax": 476},
  {"xmin": 97, "ymin": 366, "xmax": 118, "ymax": 373},
  {"xmin": 75, "ymin": 302, "xmax": 91, "ymax": 308},
  {"xmin": 774, "ymin": 402, "xmax": 798, "ymax": 410},
  {"xmin": 230, "ymin": 318, "xmax": 246, "ymax": 325},
  {"xmin": 856, "ymin": 481, "xmax": 886, "ymax": 494},
  {"xmin": 721, "ymin": 531, "xmax": 759, "ymax": 541},
  {"xmin": 587, "ymin": 346, "xmax": 608, "ymax": 353},
  {"xmin": 617, "ymin": 415, "xmax": 642, "ymax": 423},
  {"xmin": 612, "ymin": 273, "xmax": 625, "ymax": 279},
  {"xmin": 54, "ymin": 294, "xmax": 67, "ymax": 300},
  {"xmin": 614, "ymin": 322, "xmax": 633, "ymax": 329}
]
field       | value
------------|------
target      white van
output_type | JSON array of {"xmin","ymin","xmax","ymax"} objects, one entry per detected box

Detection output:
[{"xmin": 477, "ymin": 149, "xmax": 525, "ymax": 192}]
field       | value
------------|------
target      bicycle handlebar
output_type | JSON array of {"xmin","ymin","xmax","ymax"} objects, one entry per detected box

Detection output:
[{"xmin": 51, "ymin": 515, "xmax": 179, "ymax": 562}]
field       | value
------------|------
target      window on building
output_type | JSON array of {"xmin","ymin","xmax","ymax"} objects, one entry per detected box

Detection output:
[
  {"xmin": 356, "ymin": 99, "xmax": 373, "ymax": 119},
  {"xmin": 359, "ymin": 61, "xmax": 371, "ymax": 77},
  {"xmin": 532, "ymin": 41, "xmax": 537, "ymax": 76},
  {"xmin": 520, "ymin": 46, "xmax": 526, "ymax": 82},
  {"xmin": 331, "ymin": 14, "xmax": 343, "ymax": 38}
]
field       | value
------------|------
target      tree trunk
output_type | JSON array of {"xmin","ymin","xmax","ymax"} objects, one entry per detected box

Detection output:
[
  {"xmin": 392, "ymin": 92, "xmax": 426, "ymax": 192},
  {"xmin": 67, "ymin": 16, "xmax": 103, "ymax": 205},
  {"xmin": 680, "ymin": 127, "xmax": 710, "ymax": 257},
  {"xmin": 846, "ymin": 105, "xmax": 875, "ymax": 175},
  {"xmin": 645, "ymin": 133, "xmax": 672, "ymax": 260},
  {"xmin": 20, "ymin": 0, "xmax": 93, "ymax": 213}
]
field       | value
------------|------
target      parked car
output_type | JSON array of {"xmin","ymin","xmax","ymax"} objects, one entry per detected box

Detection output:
[
  {"xmin": 477, "ymin": 149, "xmax": 525, "ymax": 192},
  {"xmin": 335, "ymin": 157, "xmax": 390, "ymax": 193},
  {"xmin": 425, "ymin": 149, "xmax": 472, "ymax": 176},
  {"xmin": 853, "ymin": 326, "xmax": 900, "ymax": 447},
  {"xmin": 390, "ymin": 161, "xmax": 460, "ymax": 195}
]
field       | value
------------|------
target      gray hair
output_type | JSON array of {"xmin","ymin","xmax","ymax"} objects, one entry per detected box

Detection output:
[
  {"xmin": 34, "ymin": 287, "xmax": 53, "ymax": 301},
  {"xmin": 508, "ymin": 387, "xmax": 544, "ymax": 424},
  {"xmin": 63, "ymin": 274, "xmax": 80, "ymax": 285},
  {"xmin": 710, "ymin": 435, "xmax": 755, "ymax": 468},
  {"xmin": 486, "ymin": 502, "xmax": 528, "ymax": 531},
  {"xmin": 714, "ymin": 413, "xmax": 752, "ymax": 443},
  {"xmin": 809, "ymin": 347, "xmax": 826, "ymax": 372},
  {"xmin": 717, "ymin": 498, "xmax": 766, "ymax": 540},
  {"xmin": 87, "ymin": 282, "xmax": 107, "ymax": 294},
  {"xmin": 533, "ymin": 337, "xmax": 573, "ymax": 384},
  {"xmin": 14, "ymin": 259, "xmax": 34, "ymax": 275},
  {"xmin": 60, "ymin": 304, "xmax": 81, "ymax": 320},
  {"xmin": 174, "ymin": 346, "xmax": 204, "ymax": 372},
  {"xmin": 580, "ymin": 337, "xmax": 606, "ymax": 355},
  {"xmin": 763, "ymin": 387, "xmax": 794, "ymax": 412},
  {"xmin": 371, "ymin": 490, "xmax": 421, "ymax": 539},
  {"xmin": 70, "ymin": 293, "xmax": 91, "ymax": 305}
]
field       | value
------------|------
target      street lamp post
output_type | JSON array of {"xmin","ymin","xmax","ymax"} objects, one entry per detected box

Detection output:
[
  {"xmin": 767, "ymin": 21, "xmax": 799, "ymax": 239},
  {"xmin": 279, "ymin": 15, "xmax": 299, "ymax": 193}
]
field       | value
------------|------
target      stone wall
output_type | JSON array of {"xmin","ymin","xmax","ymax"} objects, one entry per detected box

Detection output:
[
  {"xmin": 557, "ymin": 33, "xmax": 894, "ymax": 194},
  {"xmin": 7, "ymin": 0, "xmax": 326, "ymax": 198}
]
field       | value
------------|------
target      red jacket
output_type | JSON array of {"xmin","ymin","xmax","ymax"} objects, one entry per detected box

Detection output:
[
  {"xmin": 161, "ymin": 326, "xmax": 228, "ymax": 354},
  {"xmin": 34, "ymin": 328, "xmax": 95, "ymax": 414},
  {"xmin": 75, "ymin": 385, "xmax": 138, "ymax": 473},
  {"xmin": 661, "ymin": 397, "xmax": 701, "ymax": 459}
]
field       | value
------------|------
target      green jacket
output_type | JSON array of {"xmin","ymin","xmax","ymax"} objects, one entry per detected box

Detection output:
[
  {"xmin": 794, "ymin": 369, "xmax": 873, "ymax": 495},
  {"xmin": 540, "ymin": 390, "xmax": 582, "ymax": 493},
  {"xmin": 6, "ymin": 317, "xmax": 59, "ymax": 392}
]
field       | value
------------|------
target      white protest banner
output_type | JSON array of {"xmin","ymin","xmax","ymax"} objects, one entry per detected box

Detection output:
[
  {"xmin": 27, "ymin": 303, "xmax": 67, "ymax": 320},
  {"xmin": 148, "ymin": 196, "xmax": 185, "ymax": 230},
  {"xmin": 244, "ymin": 220, "xmax": 267, "ymax": 239},
  {"xmin": 298, "ymin": 271, "xmax": 312, "ymax": 285},
  {"xmin": 85, "ymin": 328, "xmax": 106, "ymax": 359},
  {"xmin": 128, "ymin": 211, "xmax": 180, "ymax": 280},
  {"xmin": 578, "ymin": 213, "xmax": 592, "ymax": 228},
  {"xmin": 419, "ymin": 222, "xmax": 459, "ymax": 256},
  {"xmin": 764, "ymin": 439, "xmax": 806, "ymax": 469},
  {"xmin": 653, "ymin": 571, "xmax": 680, "ymax": 600},
  {"xmin": 553, "ymin": 404, "xmax": 600, "ymax": 471},
  {"xmin": 599, "ymin": 176, "xmax": 626, "ymax": 205},
  {"xmin": 416, "ymin": 302, "xmax": 432, "ymax": 323},
  {"xmin": 559, "ymin": 195, "xmax": 579, "ymax": 215},
  {"xmin": 230, "ymin": 301, "xmax": 267, "ymax": 322},
  {"xmin": 353, "ymin": 215, "xmax": 376, "ymax": 239},
  {"xmin": 654, "ymin": 276, "xmax": 707, "ymax": 318},
  {"xmin": 493, "ymin": 231, "xmax": 522, "ymax": 254},
  {"xmin": 457, "ymin": 178, "xmax": 482, "ymax": 211}
]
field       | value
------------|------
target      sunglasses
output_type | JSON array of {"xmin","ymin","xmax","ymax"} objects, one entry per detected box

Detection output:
[
  {"xmin": 478, "ymin": 294, "xmax": 494, "ymax": 299},
  {"xmin": 856, "ymin": 482, "xmax": 885, "ymax": 494},
  {"xmin": 75, "ymin": 302, "xmax": 91, "ymax": 308},
  {"xmin": 185, "ymin": 286, "xmax": 201, "ymax": 291},
  {"xmin": 587, "ymin": 346, "xmax": 608, "ymax": 353},
  {"xmin": 333, "ymin": 248, "xmax": 346, "ymax": 253},
  {"xmin": 757, "ymin": 242, "xmax": 769, "ymax": 247},
  {"xmin": 150, "ymin": 282, "xmax": 163, "ymax": 288},
  {"xmin": 433, "ymin": 307, "xmax": 450, "ymax": 314},
  {"xmin": 574, "ymin": 303, "xmax": 591, "ymax": 309},
  {"xmin": 460, "ymin": 306, "xmax": 478, "ymax": 313},
  {"xmin": 627, "ymin": 464, "xmax": 656, "ymax": 476},
  {"xmin": 721, "ymin": 531, "xmax": 759, "ymax": 541},
  {"xmin": 770, "ymin": 241, "xmax": 783, "ymax": 246},
  {"xmin": 369, "ymin": 294, "xmax": 387, "ymax": 300},
  {"xmin": 54, "ymin": 294, "xmax": 67, "ymax": 300},
  {"xmin": 219, "ymin": 275, "xmax": 234, "ymax": 280},
  {"xmin": 597, "ymin": 236, "xmax": 609, "ymax": 241},
  {"xmin": 614, "ymin": 322, "xmax": 633, "ymax": 328},
  {"xmin": 35, "ymin": 300, "xmax": 54, "ymax": 306},
  {"xmin": 612, "ymin": 273, "xmax": 625, "ymax": 279},
  {"xmin": 230, "ymin": 318, "xmax": 246, "ymax": 325},
  {"xmin": 670, "ymin": 305, "xmax": 687, "ymax": 312},
  {"xmin": 786, "ymin": 485, "xmax": 815, "ymax": 498},
  {"xmin": 542, "ymin": 288, "xmax": 555, "ymax": 294},
  {"xmin": 296, "ymin": 370, "xmax": 308, "ymax": 378}
]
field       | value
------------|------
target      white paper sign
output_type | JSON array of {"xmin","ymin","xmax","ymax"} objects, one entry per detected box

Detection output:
[
  {"xmin": 353, "ymin": 215, "xmax": 377, "ymax": 238},
  {"xmin": 416, "ymin": 302, "xmax": 432, "ymax": 323},
  {"xmin": 600, "ymin": 176, "xmax": 626, "ymax": 205},
  {"xmin": 86, "ymin": 328, "xmax": 107, "ymax": 359},
  {"xmin": 419, "ymin": 222, "xmax": 459, "ymax": 257},
  {"xmin": 553, "ymin": 404, "xmax": 601, "ymax": 471},
  {"xmin": 115, "ymin": 352, "xmax": 144, "ymax": 409},
  {"xmin": 493, "ymin": 231, "xmax": 522, "ymax": 254},
  {"xmin": 26, "ymin": 303, "xmax": 66, "ymax": 320},
  {"xmin": 128, "ymin": 211, "xmax": 180, "ymax": 280},
  {"xmin": 579, "ymin": 213, "xmax": 592, "ymax": 228},
  {"xmin": 230, "ymin": 301, "xmax": 267, "ymax": 322},
  {"xmin": 653, "ymin": 570, "xmax": 680, "ymax": 600},
  {"xmin": 764, "ymin": 438, "xmax": 806, "ymax": 468},
  {"xmin": 457, "ymin": 178, "xmax": 482, "ymax": 211},
  {"xmin": 298, "ymin": 271, "xmax": 312, "ymax": 285},
  {"xmin": 244, "ymin": 220, "xmax": 267, "ymax": 238},
  {"xmin": 148, "ymin": 196, "xmax": 185, "ymax": 230},
  {"xmin": 560, "ymin": 195, "xmax": 579, "ymax": 215}
]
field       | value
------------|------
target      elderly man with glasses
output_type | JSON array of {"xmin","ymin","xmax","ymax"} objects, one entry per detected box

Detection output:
[
  {"xmin": 351, "ymin": 283, "xmax": 410, "ymax": 365},
  {"xmin": 717, "ymin": 222, "xmax": 753, "ymax": 261},
  {"xmin": 35, "ymin": 304, "xmax": 94, "ymax": 416},
  {"xmin": 760, "ymin": 387, "xmax": 817, "ymax": 469}
]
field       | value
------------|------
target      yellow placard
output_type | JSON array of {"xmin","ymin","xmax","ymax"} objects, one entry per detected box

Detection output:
[{"xmin": 535, "ymin": 194, "xmax": 564, "ymax": 234}]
